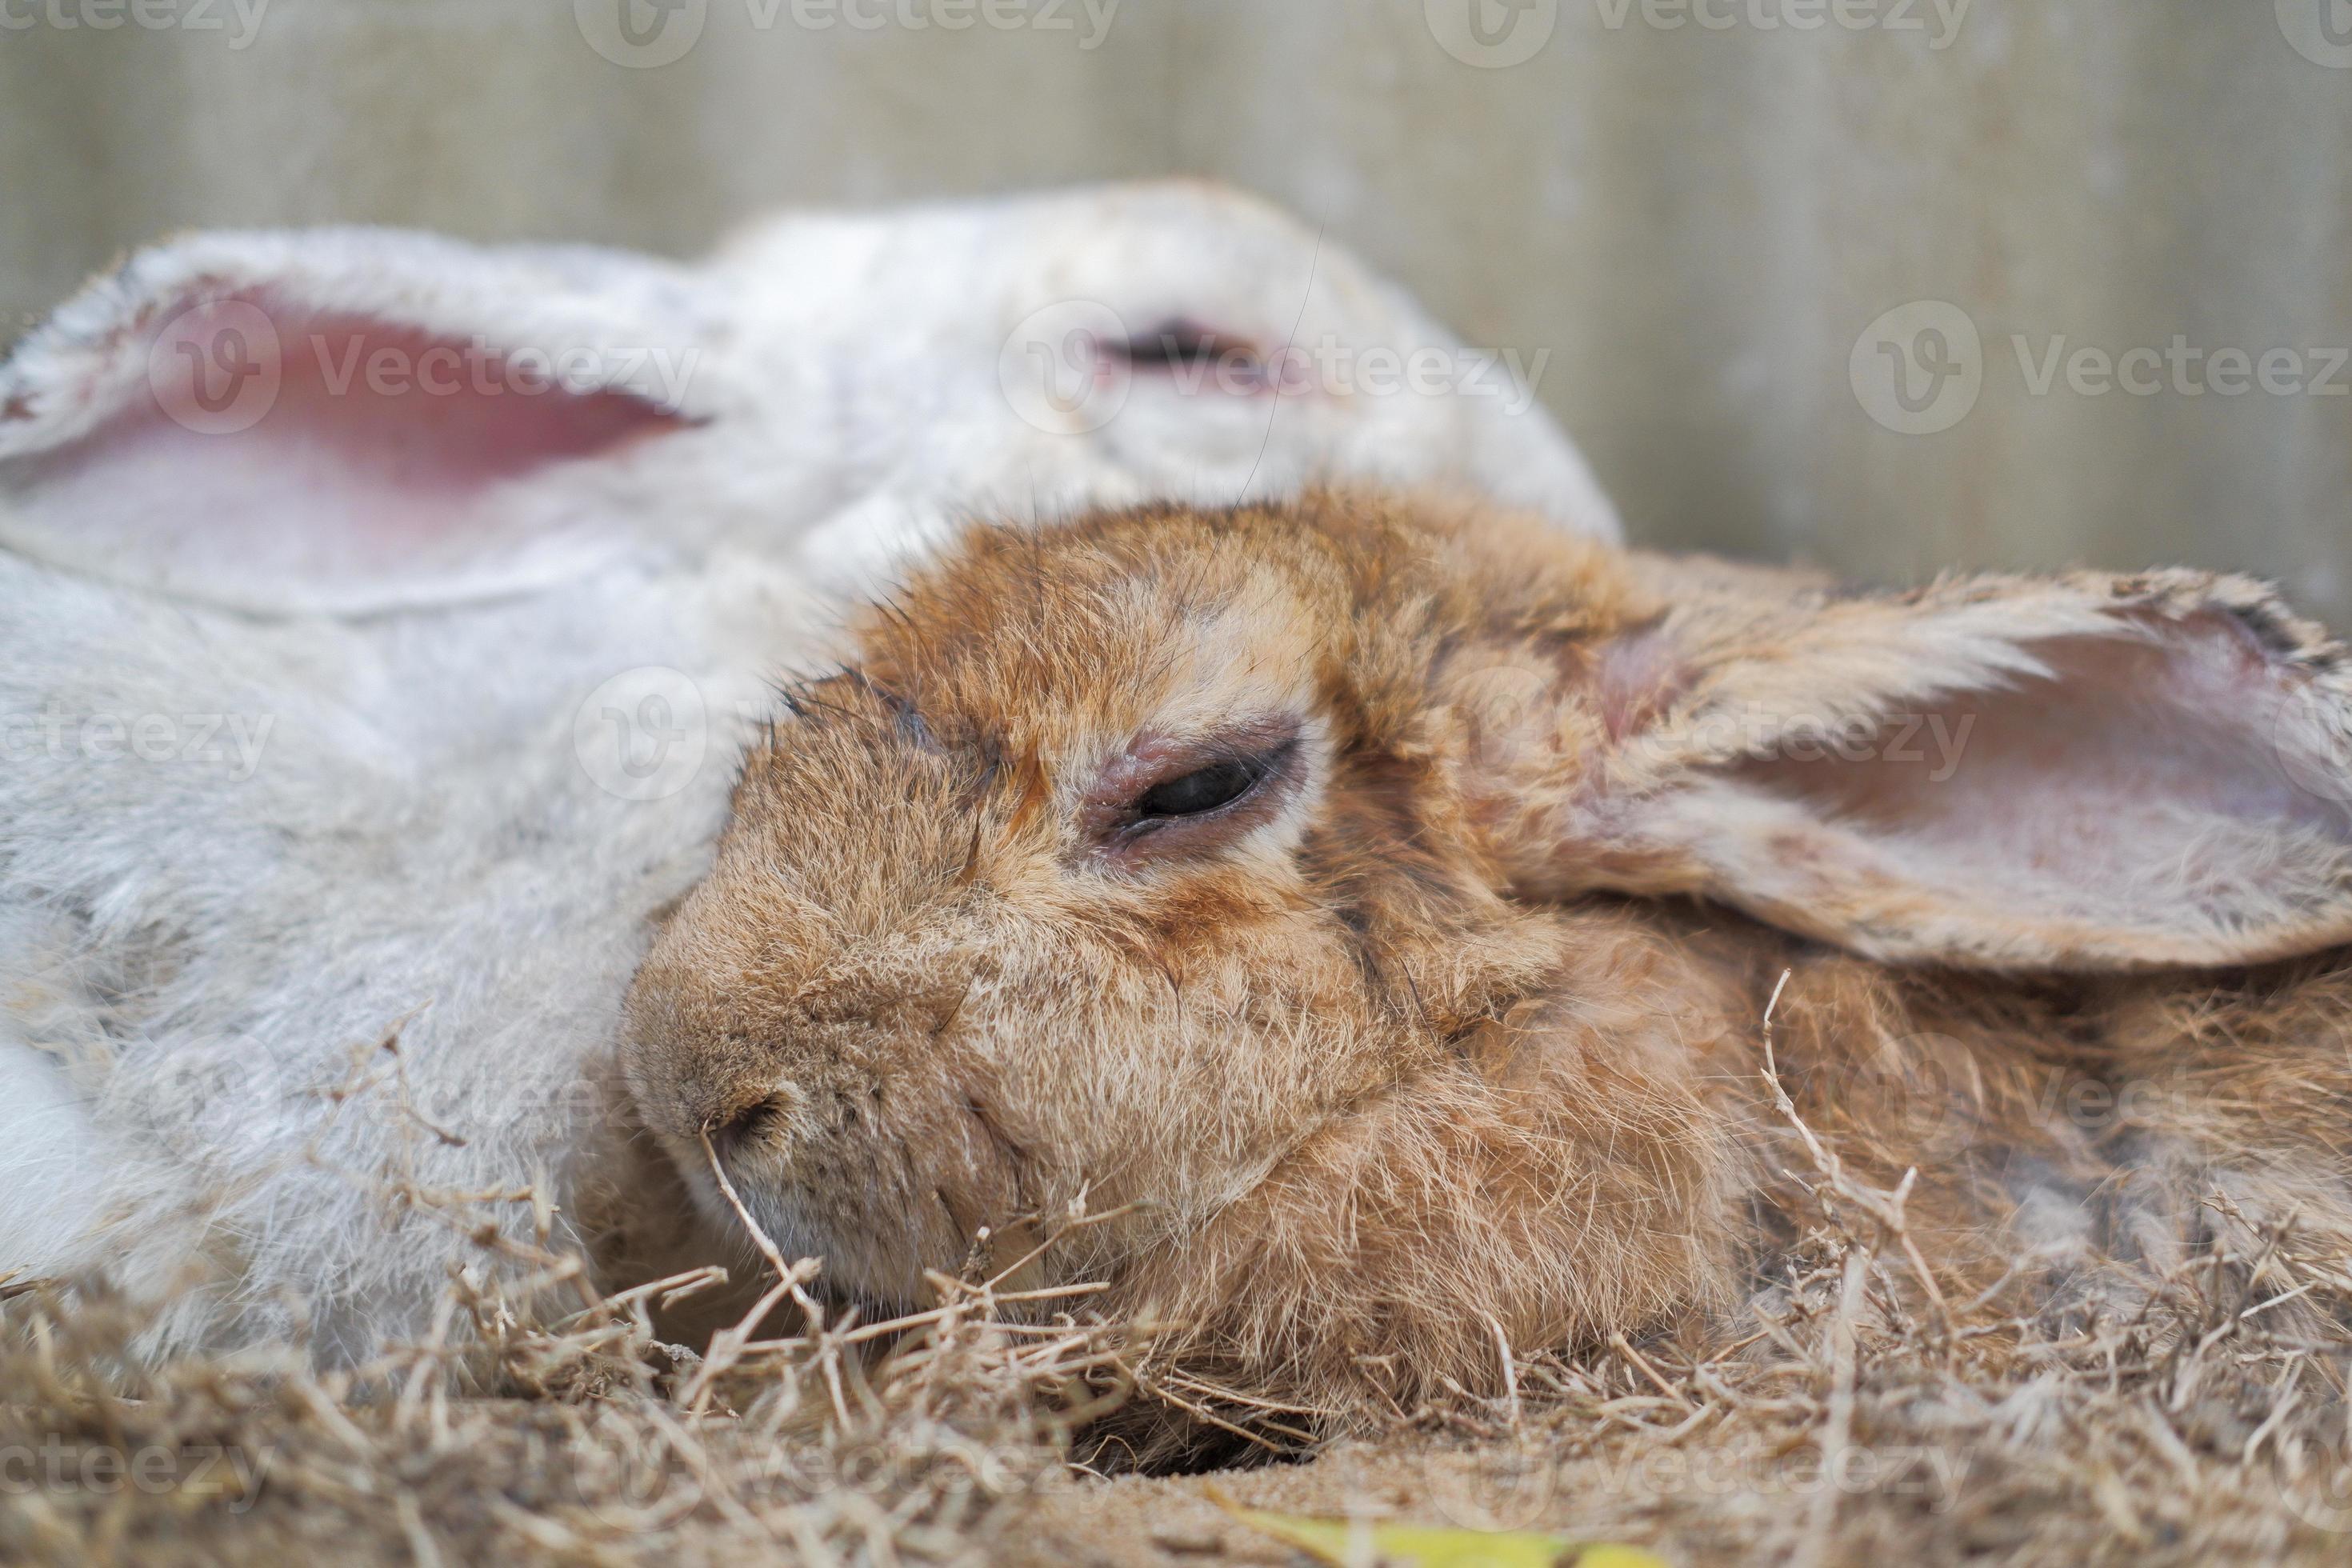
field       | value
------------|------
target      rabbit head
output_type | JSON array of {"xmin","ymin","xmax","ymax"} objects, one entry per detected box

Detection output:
[{"xmin": 623, "ymin": 491, "xmax": 2352, "ymax": 1421}]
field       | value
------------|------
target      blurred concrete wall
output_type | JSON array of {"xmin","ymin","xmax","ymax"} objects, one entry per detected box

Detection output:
[{"xmin": 4, "ymin": 0, "xmax": 2348, "ymax": 614}]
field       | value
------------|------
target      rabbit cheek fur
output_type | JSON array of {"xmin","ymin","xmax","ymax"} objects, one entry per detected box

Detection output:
[{"xmin": 622, "ymin": 493, "xmax": 2352, "ymax": 1429}]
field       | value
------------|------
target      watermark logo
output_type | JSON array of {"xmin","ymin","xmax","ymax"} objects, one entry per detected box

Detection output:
[
  {"xmin": 1423, "ymin": 1439, "xmax": 1970, "ymax": 1522},
  {"xmin": 2011, "ymin": 336, "xmax": 2350, "ymax": 401},
  {"xmin": 1596, "ymin": 1440, "xmax": 1968, "ymax": 1513},
  {"xmin": 1433, "ymin": 0, "xmax": 1972, "ymax": 62},
  {"xmin": 1837, "ymin": 1030, "xmax": 1969, "ymax": 1148},
  {"xmin": 1427, "ymin": 0, "xmax": 1559, "ymax": 67},
  {"xmin": 1426, "ymin": 1442, "xmax": 1560, "ymax": 1531},
  {"xmin": 1850, "ymin": 300, "xmax": 1983, "ymax": 435},
  {"xmin": 575, "ymin": 0, "xmax": 708, "ymax": 67},
  {"xmin": 574, "ymin": 667, "xmax": 708, "ymax": 802},
  {"xmin": 1680, "ymin": 701, "xmax": 1979, "ymax": 781},
  {"xmin": 563, "ymin": 1435, "xmax": 710, "ymax": 1532},
  {"xmin": 1000, "ymin": 299, "xmax": 1134, "ymax": 435},
  {"xmin": 1856, "ymin": 301, "xmax": 2351, "ymax": 434},
  {"xmin": 146, "ymin": 309, "xmax": 700, "ymax": 437},
  {"xmin": 999, "ymin": 300, "xmax": 1554, "ymax": 438},
  {"xmin": 543, "ymin": 1432, "xmax": 1042, "ymax": 1526},
  {"xmin": 0, "ymin": 0, "xmax": 271, "ymax": 48},
  {"xmin": 146, "ymin": 300, "xmax": 282, "ymax": 437},
  {"xmin": 0, "ymin": 1439, "xmax": 274, "ymax": 1513},
  {"xmin": 785, "ymin": 0, "xmax": 1121, "ymax": 46},
  {"xmin": 305, "ymin": 334, "xmax": 700, "ymax": 409},
  {"xmin": 2267, "ymin": 1422, "xmax": 2352, "ymax": 1533},
  {"xmin": 578, "ymin": 0, "xmax": 1120, "ymax": 66},
  {"xmin": 2278, "ymin": 0, "xmax": 2352, "ymax": 69},
  {"xmin": 3, "ymin": 702, "xmax": 274, "ymax": 781},
  {"xmin": 1592, "ymin": 0, "xmax": 1970, "ymax": 48}
]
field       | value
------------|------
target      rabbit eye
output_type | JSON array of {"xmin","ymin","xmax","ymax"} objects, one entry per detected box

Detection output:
[
  {"xmin": 1111, "ymin": 319, "xmax": 1237, "ymax": 372},
  {"xmin": 1082, "ymin": 722, "xmax": 1306, "ymax": 863},
  {"xmin": 1136, "ymin": 758, "xmax": 1263, "ymax": 818}
]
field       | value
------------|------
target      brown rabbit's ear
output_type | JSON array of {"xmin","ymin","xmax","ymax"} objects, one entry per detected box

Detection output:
[{"xmin": 1463, "ymin": 559, "xmax": 2352, "ymax": 970}]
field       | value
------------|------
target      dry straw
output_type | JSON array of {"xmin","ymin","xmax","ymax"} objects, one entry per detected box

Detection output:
[{"xmin": 6, "ymin": 980, "xmax": 2352, "ymax": 1565}]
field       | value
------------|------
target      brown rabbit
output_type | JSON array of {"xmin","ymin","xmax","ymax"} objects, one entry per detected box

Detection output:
[{"xmin": 615, "ymin": 491, "xmax": 2352, "ymax": 1435}]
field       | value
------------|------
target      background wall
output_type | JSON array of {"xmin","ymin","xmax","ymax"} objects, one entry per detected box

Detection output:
[{"xmin": 5, "ymin": 0, "xmax": 2348, "ymax": 615}]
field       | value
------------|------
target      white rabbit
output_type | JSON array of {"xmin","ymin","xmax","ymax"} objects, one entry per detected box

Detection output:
[{"xmin": 0, "ymin": 181, "xmax": 1619, "ymax": 1361}]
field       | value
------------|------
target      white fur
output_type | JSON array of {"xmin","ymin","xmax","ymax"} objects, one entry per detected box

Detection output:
[{"xmin": 0, "ymin": 181, "xmax": 1618, "ymax": 1359}]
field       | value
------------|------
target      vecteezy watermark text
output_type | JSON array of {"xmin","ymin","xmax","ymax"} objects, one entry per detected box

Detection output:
[
  {"xmin": 574, "ymin": 0, "xmax": 1120, "ymax": 69},
  {"xmin": 144, "ymin": 299, "xmax": 700, "ymax": 437},
  {"xmin": 0, "ymin": 1438, "xmax": 274, "ymax": 1513},
  {"xmin": 1591, "ymin": 0, "xmax": 1970, "ymax": 45},
  {"xmin": 0, "ymin": 0, "xmax": 268, "ymax": 46},
  {"xmin": 2010, "ymin": 336, "xmax": 2351, "ymax": 400},
  {"xmin": 998, "ymin": 300, "xmax": 1551, "ymax": 436},
  {"xmin": 1854, "ymin": 300, "xmax": 2351, "ymax": 435},
  {"xmin": 1422, "ymin": 1436, "xmax": 1970, "ymax": 1530},
  {"xmin": 4, "ymin": 704, "xmax": 274, "ymax": 782},
  {"xmin": 1426, "ymin": 0, "xmax": 1970, "ymax": 69}
]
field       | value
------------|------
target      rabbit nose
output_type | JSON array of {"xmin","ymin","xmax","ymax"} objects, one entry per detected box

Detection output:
[
  {"xmin": 666, "ymin": 1066, "xmax": 795, "ymax": 1150},
  {"xmin": 708, "ymin": 1091, "xmax": 790, "ymax": 1152}
]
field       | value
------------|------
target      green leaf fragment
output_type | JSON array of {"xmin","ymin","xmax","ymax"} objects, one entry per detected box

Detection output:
[{"xmin": 1208, "ymin": 1490, "xmax": 1671, "ymax": 1568}]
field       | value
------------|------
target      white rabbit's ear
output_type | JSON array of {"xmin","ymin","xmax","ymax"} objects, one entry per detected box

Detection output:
[
  {"xmin": 0, "ymin": 228, "xmax": 722, "ymax": 613},
  {"xmin": 1473, "ymin": 562, "xmax": 2352, "ymax": 971}
]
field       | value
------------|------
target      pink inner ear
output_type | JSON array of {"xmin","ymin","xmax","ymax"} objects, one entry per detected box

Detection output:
[
  {"xmin": 5, "ymin": 298, "xmax": 685, "ymax": 605},
  {"xmin": 1737, "ymin": 615, "xmax": 2352, "ymax": 944}
]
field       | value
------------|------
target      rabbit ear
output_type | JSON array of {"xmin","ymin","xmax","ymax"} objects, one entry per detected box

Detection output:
[
  {"xmin": 1468, "ymin": 559, "xmax": 2352, "ymax": 970},
  {"xmin": 0, "ymin": 227, "xmax": 720, "ymax": 614}
]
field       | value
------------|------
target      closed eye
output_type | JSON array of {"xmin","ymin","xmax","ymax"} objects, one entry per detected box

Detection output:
[
  {"xmin": 1135, "ymin": 756, "xmax": 1266, "ymax": 818},
  {"xmin": 1082, "ymin": 724, "xmax": 1306, "ymax": 865},
  {"xmin": 1109, "ymin": 319, "xmax": 1240, "ymax": 373}
]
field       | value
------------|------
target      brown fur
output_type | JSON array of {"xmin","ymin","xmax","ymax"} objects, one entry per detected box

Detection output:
[{"xmin": 618, "ymin": 493, "xmax": 2352, "ymax": 1440}]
